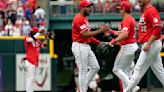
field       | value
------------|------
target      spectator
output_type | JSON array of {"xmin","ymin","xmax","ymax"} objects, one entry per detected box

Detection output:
[
  {"xmin": 4, "ymin": 19, "xmax": 14, "ymax": 36},
  {"xmin": 6, "ymin": 1, "xmax": 17, "ymax": 25},
  {"xmin": 13, "ymin": 19, "xmax": 22, "ymax": 36},
  {"xmin": 0, "ymin": 14, "xmax": 3, "ymax": 29},
  {"xmin": 26, "ymin": 0, "xmax": 36, "ymax": 10},
  {"xmin": 129, "ymin": 0, "xmax": 136, "ymax": 6},
  {"xmin": 21, "ymin": 0, "xmax": 26, "ymax": 5},
  {"xmin": 134, "ymin": 3, "xmax": 140, "ymax": 12},
  {"xmin": 22, "ymin": 20, "xmax": 31, "ymax": 36},
  {"xmin": 155, "ymin": 2, "xmax": 161, "ymax": 12},
  {"xmin": 105, "ymin": 0, "xmax": 111, "ymax": 13},
  {"xmin": 25, "ymin": 3, "xmax": 32, "ymax": 21},
  {"xmin": 16, "ymin": 0, "xmax": 24, "ymax": 20},
  {"xmin": 112, "ymin": 0, "xmax": 120, "ymax": 13},
  {"xmin": 36, "ymin": 15, "xmax": 44, "ymax": 27},
  {"xmin": 0, "ymin": 0, "xmax": 8, "ymax": 19},
  {"xmin": 94, "ymin": 0, "xmax": 103, "ymax": 13},
  {"xmin": 34, "ymin": 6, "xmax": 45, "ymax": 19}
]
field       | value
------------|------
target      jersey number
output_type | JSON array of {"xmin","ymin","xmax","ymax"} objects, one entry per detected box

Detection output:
[{"xmin": 141, "ymin": 25, "xmax": 147, "ymax": 32}]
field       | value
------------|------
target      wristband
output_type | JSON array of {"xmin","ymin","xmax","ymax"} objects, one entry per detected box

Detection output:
[{"xmin": 108, "ymin": 30, "xmax": 115, "ymax": 35}]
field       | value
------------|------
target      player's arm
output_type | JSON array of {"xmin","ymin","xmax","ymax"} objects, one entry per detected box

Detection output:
[
  {"xmin": 112, "ymin": 31, "xmax": 128, "ymax": 43},
  {"xmin": 41, "ymin": 39, "xmax": 48, "ymax": 48},
  {"xmin": 147, "ymin": 26, "xmax": 162, "ymax": 45},
  {"xmin": 143, "ymin": 26, "xmax": 162, "ymax": 52},
  {"xmin": 26, "ymin": 32, "xmax": 41, "ymax": 42},
  {"xmin": 143, "ymin": 12, "xmax": 162, "ymax": 52},
  {"xmin": 106, "ymin": 29, "xmax": 121, "ymax": 36},
  {"xmin": 90, "ymin": 37, "xmax": 101, "ymax": 45},
  {"xmin": 75, "ymin": 19, "xmax": 108, "ymax": 37},
  {"xmin": 109, "ymin": 24, "xmax": 130, "ymax": 45},
  {"xmin": 147, "ymin": 12, "xmax": 162, "ymax": 45},
  {"xmin": 81, "ymin": 25, "xmax": 108, "ymax": 37},
  {"xmin": 109, "ymin": 31, "xmax": 128, "ymax": 46},
  {"xmin": 26, "ymin": 28, "xmax": 45, "ymax": 42}
]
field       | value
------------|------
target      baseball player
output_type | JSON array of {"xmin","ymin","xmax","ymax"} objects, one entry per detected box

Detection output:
[
  {"xmin": 24, "ymin": 27, "xmax": 48, "ymax": 92},
  {"xmin": 71, "ymin": 0, "xmax": 108, "ymax": 92},
  {"xmin": 124, "ymin": 0, "xmax": 164, "ymax": 92},
  {"xmin": 108, "ymin": 1, "xmax": 139, "ymax": 92}
]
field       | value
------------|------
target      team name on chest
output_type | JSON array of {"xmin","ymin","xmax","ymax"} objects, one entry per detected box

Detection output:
[{"xmin": 139, "ymin": 15, "xmax": 146, "ymax": 26}]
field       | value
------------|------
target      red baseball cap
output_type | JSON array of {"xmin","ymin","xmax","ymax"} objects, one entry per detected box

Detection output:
[
  {"xmin": 117, "ymin": 1, "xmax": 132, "ymax": 11},
  {"xmin": 31, "ymin": 27, "xmax": 39, "ymax": 33},
  {"xmin": 80, "ymin": 0, "xmax": 93, "ymax": 9}
]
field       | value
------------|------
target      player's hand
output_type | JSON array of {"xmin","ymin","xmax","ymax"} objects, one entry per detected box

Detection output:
[
  {"xmin": 143, "ymin": 43, "xmax": 151, "ymax": 52},
  {"xmin": 45, "ymin": 32, "xmax": 49, "ymax": 40},
  {"xmin": 44, "ymin": 31, "xmax": 55, "ymax": 40},
  {"xmin": 100, "ymin": 25, "xmax": 109, "ymax": 32},
  {"xmin": 114, "ymin": 31, "xmax": 122, "ymax": 36}
]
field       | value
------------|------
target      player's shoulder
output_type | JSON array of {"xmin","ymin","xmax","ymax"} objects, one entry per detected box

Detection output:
[
  {"xmin": 145, "ymin": 6, "xmax": 159, "ymax": 15},
  {"xmin": 122, "ymin": 15, "xmax": 135, "ymax": 24},
  {"xmin": 73, "ymin": 13, "xmax": 84, "ymax": 22}
]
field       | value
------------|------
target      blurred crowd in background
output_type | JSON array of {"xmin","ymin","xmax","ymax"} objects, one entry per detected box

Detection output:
[
  {"xmin": 0, "ymin": 0, "xmax": 46, "ymax": 36},
  {"xmin": 51, "ymin": 0, "xmax": 164, "ymax": 16},
  {"xmin": 0, "ymin": 0, "xmax": 163, "ymax": 36}
]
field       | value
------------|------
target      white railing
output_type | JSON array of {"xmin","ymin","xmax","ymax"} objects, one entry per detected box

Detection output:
[{"xmin": 49, "ymin": 1, "xmax": 164, "ymax": 16}]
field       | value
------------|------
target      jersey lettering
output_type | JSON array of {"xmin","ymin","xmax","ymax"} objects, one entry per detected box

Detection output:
[{"xmin": 139, "ymin": 16, "xmax": 147, "ymax": 32}]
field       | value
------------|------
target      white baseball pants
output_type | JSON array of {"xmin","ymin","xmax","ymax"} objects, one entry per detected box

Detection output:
[
  {"xmin": 124, "ymin": 40, "xmax": 164, "ymax": 92},
  {"xmin": 72, "ymin": 42, "xmax": 100, "ymax": 92},
  {"xmin": 25, "ymin": 60, "xmax": 36, "ymax": 92},
  {"xmin": 113, "ymin": 43, "xmax": 138, "ymax": 90}
]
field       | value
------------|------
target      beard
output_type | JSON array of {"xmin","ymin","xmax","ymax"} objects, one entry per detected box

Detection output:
[{"xmin": 84, "ymin": 11, "xmax": 90, "ymax": 16}]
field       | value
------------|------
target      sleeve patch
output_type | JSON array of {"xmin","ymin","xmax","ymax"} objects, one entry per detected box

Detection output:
[
  {"xmin": 80, "ymin": 24, "xmax": 87, "ymax": 30},
  {"xmin": 122, "ymin": 27, "xmax": 128, "ymax": 31},
  {"xmin": 153, "ymin": 17, "xmax": 158, "ymax": 23}
]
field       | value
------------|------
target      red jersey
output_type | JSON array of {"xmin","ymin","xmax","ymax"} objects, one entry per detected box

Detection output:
[
  {"xmin": 138, "ymin": 5, "xmax": 162, "ymax": 43},
  {"xmin": 118, "ymin": 15, "xmax": 136, "ymax": 45},
  {"xmin": 72, "ymin": 13, "xmax": 100, "ymax": 44},
  {"xmin": 24, "ymin": 36, "xmax": 42, "ymax": 66}
]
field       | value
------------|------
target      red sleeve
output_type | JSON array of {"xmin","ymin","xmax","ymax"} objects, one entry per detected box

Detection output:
[
  {"xmin": 74, "ymin": 17, "xmax": 90, "ymax": 33},
  {"xmin": 121, "ymin": 19, "xmax": 131, "ymax": 34},
  {"xmin": 152, "ymin": 26, "xmax": 162, "ymax": 37},
  {"xmin": 147, "ymin": 10, "xmax": 162, "ymax": 37},
  {"xmin": 90, "ymin": 37, "xmax": 101, "ymax": 45},
  {"xmin": 147, "ymin": 11, "xmax": 162, "ymax": 27}
]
